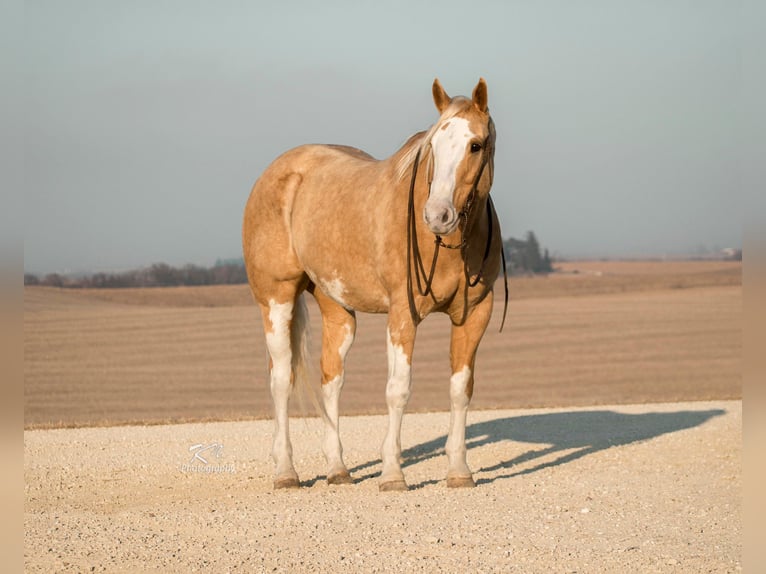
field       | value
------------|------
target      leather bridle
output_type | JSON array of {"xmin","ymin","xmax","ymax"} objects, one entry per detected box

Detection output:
[{"xmin": 406, "ymin": 118, "xmax": 509, "ymax": 331}]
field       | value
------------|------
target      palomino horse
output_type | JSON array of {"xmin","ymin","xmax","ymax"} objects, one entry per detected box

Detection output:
[{"xmin": 243, "ymin": 78, "xmax": 505, "ymax": 491}]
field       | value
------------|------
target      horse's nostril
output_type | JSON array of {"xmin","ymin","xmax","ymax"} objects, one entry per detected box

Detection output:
[{"xmin": 441, "ymin": 211, "xmax": 450, "ymax": 224}]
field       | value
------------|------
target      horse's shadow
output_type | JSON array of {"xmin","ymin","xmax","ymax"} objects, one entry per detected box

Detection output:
[{"xmin": 343, "ymin": 407, "xmax": 725, "ymax": 488}]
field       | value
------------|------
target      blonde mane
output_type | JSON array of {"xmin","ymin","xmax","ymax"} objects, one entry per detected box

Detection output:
[{"xmin": 394, "ymin": 99, "xmax": 470, "ymax": 181}]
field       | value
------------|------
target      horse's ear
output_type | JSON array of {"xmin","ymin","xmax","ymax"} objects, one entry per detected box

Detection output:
[
  {"xmin": 432, "ymin": 78, "xmax": 451, "ymax": 114},
  {"xmin": 472, "ymin": 78, "xmax": 488, "ymax": 113}
]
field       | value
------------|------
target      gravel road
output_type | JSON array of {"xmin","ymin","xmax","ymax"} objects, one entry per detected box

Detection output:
[{"xmin": 24, "ymin": 400, "xmax": 741, "ymax": 572}]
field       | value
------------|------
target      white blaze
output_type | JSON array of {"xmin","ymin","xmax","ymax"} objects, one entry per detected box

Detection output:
[{"xmin": 428, "ymin": 117, "xmax": 474, "ymax": 206}]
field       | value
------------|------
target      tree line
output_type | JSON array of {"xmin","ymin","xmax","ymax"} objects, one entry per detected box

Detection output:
[
  {"xmin": 24, "ymin": 232, "xmax": 554, "ymax": 288},
  {"xmin": 24, "ymin": 260, "xmax": 248, "ymax": 289}
]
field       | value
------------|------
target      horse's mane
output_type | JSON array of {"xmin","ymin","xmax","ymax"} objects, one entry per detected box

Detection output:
[{"xmin": 394, "ymin": 98, "xmax": 472, "ymax": 181}]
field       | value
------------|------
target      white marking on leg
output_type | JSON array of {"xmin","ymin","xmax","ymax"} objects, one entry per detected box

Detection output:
[
  {"xmin": 322, "ymin": 374, "xmax": 344, "ymax": 470},
  {"xmin": 381, "ymin": 327, "xmax": 411, "ymax": 482},
  {"xmin": 446, "ymin": 366, "xmax": 473, "ymax": 478},
  {"xmin": 338, "ymin": 321, "xmax": 354, "ymax": 359},
  {"xmin": 322, "ymin": 323, "xmax": 354, "ymax": 475},
  {"xmin": 265, "ymin": 299, "xmax": 297, "ymax": 480}
]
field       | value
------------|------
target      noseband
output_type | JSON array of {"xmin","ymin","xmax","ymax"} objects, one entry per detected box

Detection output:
[{"xmin": 406, "ymin": 120, "xmax": 509, "ymax": 331}]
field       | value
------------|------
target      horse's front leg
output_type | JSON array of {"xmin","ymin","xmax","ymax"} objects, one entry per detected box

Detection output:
[
  {"xmin": 380, "ymin": 311, "xmax": 417, "ymax": 492},
  {"xmin": 446, "ymin": 292, "xmax": 494, "ymax": 488}
]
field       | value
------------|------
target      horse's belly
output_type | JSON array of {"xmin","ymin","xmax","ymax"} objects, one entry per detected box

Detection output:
[{"xmin": 306, "ymin": 267, "xmax": 390, "ymax": 313}]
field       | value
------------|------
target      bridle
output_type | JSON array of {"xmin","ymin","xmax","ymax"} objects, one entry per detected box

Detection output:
[{"xmin": 406, "ymin": 117, "xmax": 509, "ymax": 332}]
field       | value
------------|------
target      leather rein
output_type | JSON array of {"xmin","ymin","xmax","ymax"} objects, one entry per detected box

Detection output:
[{"xmin": 405, "ymin": 128, "xmax": 509, "ymax": 332}]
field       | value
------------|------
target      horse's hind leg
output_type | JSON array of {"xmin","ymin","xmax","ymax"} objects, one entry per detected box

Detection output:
[
  {"xmin": 258, "ymin": 285, "xmax": 307, "ymax": 489},
  {"xmin": 312, "ymin": 287, "xmax": 356, "ymax": 485}
]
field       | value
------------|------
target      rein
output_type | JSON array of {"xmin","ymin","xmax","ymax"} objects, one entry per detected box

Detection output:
[{"xmin": 406, "ymin": 136, "xmax": 509, "ymax": 332}]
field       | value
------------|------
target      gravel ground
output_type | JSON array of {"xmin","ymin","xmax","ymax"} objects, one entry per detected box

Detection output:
[{"xmin": 24, "ymin": 401, "xmax": 741, "ymax": 572}]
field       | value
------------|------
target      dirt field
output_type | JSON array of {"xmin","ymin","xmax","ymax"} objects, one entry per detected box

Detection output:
[
  {"xmin": 24, "ymin": 261, "xmax": 743, "ymax": 571},
  {"xmin": 24, "ymin": 260, "xmax": 741, "ymax": 428},
  {"xmin": 24, "ymin": 400, "xmax": 742, "ymax": 572}
]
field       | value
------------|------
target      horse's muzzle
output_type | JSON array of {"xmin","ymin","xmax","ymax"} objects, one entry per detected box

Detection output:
[{"xmin": 423, "ymin": 201, "xmax": 458, "ymax": 235}]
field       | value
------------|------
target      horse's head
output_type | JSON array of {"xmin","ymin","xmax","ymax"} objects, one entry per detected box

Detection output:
[{"xmin": 423, "ymin": 78, "xmax": 496, "ymax": 236}]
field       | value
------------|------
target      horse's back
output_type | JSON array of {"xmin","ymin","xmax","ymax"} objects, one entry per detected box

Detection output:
[
  {"xmin": 245, "ymin": 143, "xmax": 383, "ymax": 227},
  {"xmin": 260, "ymin": 143, "xmax": 376, "ymax": 181},
  {"xmin": 243, "ymin": 144, "xmax": 391, "ymax": 300}
]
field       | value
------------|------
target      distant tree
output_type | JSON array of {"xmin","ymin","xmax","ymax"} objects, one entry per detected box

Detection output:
[
  {"xmin": 89, "ymin": 272, "xmax": 110, "ymax": 288},
  {"xmin": 524, "ymin": 231, "xmax": 542, "ymax": 272},
  {"xmin": 41, "ymin": 273, "xmax": 64, "ymax": 287},
  {"xmin": 212, "ymin": 263, "xmax": 248, "ymax": 285},
  {"xmin": 180, "ymin": 264, "xmax": 212, "ymax": 286},
  {"xmin": 148, "ymin": 263, "xmax": 179, "ymax": 287},
  {"xmin": 503, "ymin": 231, "xmax": 554, "ymax": 275},
  {"xmin": 726, "ymin": 249, "xmax": 742, "ymax": 261},
  {"xmin": 24, "ymin": 273, "xmax": 40, "ymax": 286},
  {"xmin": 541, "ymin": 248, "xmax": 553, "ymax": 273},
  {"xmin": 38, "ymin": 258, "xmax": 249, "ymax": 289},
  {"xmin": 214, "ymin": 257, "xmax": 245, "ymax": 267}
]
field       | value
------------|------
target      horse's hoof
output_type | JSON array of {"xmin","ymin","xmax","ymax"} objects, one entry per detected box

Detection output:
[
  {"xmin": 446, "ymin": 475, "xmax": 475, "ymax": 488},
  {"xmin": 273, "ymin": 477, "xmax": 300, "ymax": 490},
  {"xmin": 327, "ymin": 471, "xmax": 354, "ymax": 485},
  {"xmin": 379, "ymin": 479, "xmax": 409, "ymax": 492}
]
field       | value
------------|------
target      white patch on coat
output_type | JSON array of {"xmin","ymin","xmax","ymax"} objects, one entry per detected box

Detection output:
[
  {"xmin": 381, "ymin": 328, "xmax": 412, "ymax": 479},
  {"xmin": 449, "ymin": 365, "xmax": 472, "ymax": 408},
  {"xmin": 338, "ymin": 322, "xmax": 354, "ymax": 360},
  {"xmin": 322, "ymin": 375, "xmax": 343, "ymax": 407},
  {"xmin": 264, "ymin": 299, "xmax": 295, "ymax": 474},
  {"xmin": 265, "ymin": 299, "xmax": 293, "ymax": 382},
  {"xmin": 321, "ymin": 374, "xmax": 344, "ymax": 468},
  {"xmin": 318, "ymin": 274, "xmax": 350, "ymax": 308},
  {"xmin": 385, "ymin": 328, "xmax": 411, "ymax": 406},
  {"xmin": 321, "ymin": 322, "xmax": 353, "ymax": 473},
  {"xmin": 428, "ymin": 117, "xmax": 474, "ymax": 206},
  {"xmin": 445, "ymin": 365, "xmax": 473, "ymax": 477}
]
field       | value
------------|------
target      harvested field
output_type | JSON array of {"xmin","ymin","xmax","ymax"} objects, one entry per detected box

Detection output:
[
  {"xmin": 24, "ymin": 260, "xmax": 743, "ymax": 572},
  {"xmin": 34, "ymin": 260, "xmax": 741, "ymax": 308},
  {"xmin": 24, "ymin": 261, "xmax": 741, "ymax": 429}
]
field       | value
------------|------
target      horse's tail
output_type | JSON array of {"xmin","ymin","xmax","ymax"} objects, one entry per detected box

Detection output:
[
  {"xmin": 290, "ymin": 293, "xmax": 328, "ymax": 422},
  {"xmin": 290, "ymin": 293, "xmax": 311, "ymax": 392}
]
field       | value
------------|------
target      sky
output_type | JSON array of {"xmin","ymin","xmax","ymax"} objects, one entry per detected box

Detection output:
[{"xmin": 23, "ymin": 0, "xmax": 746, "ymax": 274}]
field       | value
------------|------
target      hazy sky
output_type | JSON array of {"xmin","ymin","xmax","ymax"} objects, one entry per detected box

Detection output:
[{"xmin": 24, "ymin": 0, "xmax": 743, "ymax": 274}]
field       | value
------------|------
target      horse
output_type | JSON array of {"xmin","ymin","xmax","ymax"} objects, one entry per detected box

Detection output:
[{"xmin": 243, "ymin": 78, "xmax": 506, "ymax": 491}]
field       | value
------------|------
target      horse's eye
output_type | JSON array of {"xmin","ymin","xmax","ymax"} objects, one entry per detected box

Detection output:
[{"xmin": 470, "ymin": 142, "xmax": 482, "ymax": 153}]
